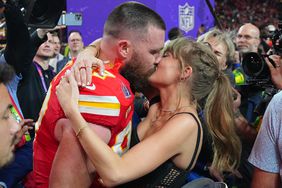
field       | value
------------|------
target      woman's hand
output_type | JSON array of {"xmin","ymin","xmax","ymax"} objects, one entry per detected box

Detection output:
[
  {"xmin": 56, "ymin": 70, "xmax": 80, "ymax": 118},
  {"xmin": 72, "ymin": 39, "xmax": 105, "ymax": 86}
]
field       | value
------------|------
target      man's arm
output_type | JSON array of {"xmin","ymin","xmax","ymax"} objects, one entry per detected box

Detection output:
[
  {"xmin": 3, "ymin": 0, "xmax": 32, "ymax": 75},
  {"xmin": 266, "ymin": 55, "xmax": 282, "ymax": 89},
  {"xmin": 251, "ymin": 167, "xmax": 280, "ymax": 188}
]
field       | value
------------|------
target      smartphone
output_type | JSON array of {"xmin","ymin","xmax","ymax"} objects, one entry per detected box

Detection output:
[{"xmin": 57, "ymin": 12, "xmax": 82, "ymax": 26}]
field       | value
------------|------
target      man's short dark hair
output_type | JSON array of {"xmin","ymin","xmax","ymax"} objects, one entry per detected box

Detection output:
[
  {"xmin": 68, "ymin": 30, "xmax": 83, "ymax": 38},
  {"xmin": 104, "ymin": 2, "xmax": 166, "ymax": 38},
  {"xmin": 0, "ymin": 63, "xmax": 14, "ymax": 84}
]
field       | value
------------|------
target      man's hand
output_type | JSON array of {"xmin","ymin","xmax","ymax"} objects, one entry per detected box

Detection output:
[
  {"xmin": 232, "ymin": 87, "xmax": 241, "ymax": 112},
  {"xmin": 36, "ymin": 26, "xmax": 66, "ymax": 39},
  {"xmin": 266, "ymin": 55, "xmax": 282, "ymax": 89},
  {"xmin": 15, "ymin": 119, "xmax": 34, "ymax": 145}
]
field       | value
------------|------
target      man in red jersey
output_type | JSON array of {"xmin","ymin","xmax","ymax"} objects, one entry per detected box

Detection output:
[{"xmin": 33, "ymin": 2, "xmax": 165, "ymax": 188}]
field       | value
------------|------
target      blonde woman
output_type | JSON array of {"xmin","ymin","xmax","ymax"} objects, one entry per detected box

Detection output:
[{"xmin": 56, "ymin": 38, "xmax": 241, "ymax": 187}]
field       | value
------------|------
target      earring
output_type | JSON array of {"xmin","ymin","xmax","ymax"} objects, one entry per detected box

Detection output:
[{"xmin": 180, "ymin": 77, "xmax": 186, "ymax": 81}]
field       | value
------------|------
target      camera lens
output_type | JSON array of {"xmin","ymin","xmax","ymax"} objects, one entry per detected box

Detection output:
[{"xmin": 242, "ymin": 52, "xmax": 269, "ymax": 78}]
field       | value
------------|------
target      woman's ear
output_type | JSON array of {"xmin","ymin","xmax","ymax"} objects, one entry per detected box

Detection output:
[
  {"xmin": 117, "ymin": 40, "xmax": 132, "ymax": 59},
  {"xmin": 180, "ymin": 66, "xmax": 192, "ymax": 81}
]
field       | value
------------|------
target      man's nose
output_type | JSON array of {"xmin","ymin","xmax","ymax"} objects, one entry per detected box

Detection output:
[{"xmin": 155, "ymin": 55, "xmax": 162, "ymax": 64}]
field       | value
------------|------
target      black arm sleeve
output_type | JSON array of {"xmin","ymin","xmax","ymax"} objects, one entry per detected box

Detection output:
[
  {"xmin": 30, "ymin": 30, "xmax": 47, "ymax": 58},
  {"xmin": 3, "ymin": 0, "xmax": 32, "ymax": 75}
]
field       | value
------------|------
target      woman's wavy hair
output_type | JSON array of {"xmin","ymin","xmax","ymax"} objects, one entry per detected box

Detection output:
[{"xmin": 164, "ymin": 37, "xmax": 241, "ymax": 173}]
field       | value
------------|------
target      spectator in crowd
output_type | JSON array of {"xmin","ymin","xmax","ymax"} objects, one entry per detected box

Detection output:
[
  {"xmin": 17, "ymin": 32, "xmax": 55, "ymax": 137},
  {"xmin": 233, "ymin": 22, "xmax": 282, "ymax": 187},
  {"xmin": 197, "ymin": 28, "xmax": 235, "ymax": 85},
  {"xmin": 65, "ymin": 30, "xmax": 84, "ymax": 60},
  {"xmin": 215, "ymin": 0, "xmax": 279, "ymax": 31},
  {"xmin": 0, "ymin": 1, "xmax": 51, "ymax": 187},
  {"xmin": 233, "ymin": 23, "xmax": 262, "ymax": 122},
  {"xmin": 248, "ymin": 55, "xmax": 282, "ymax": 188},
  {"xmin": 0, "ymin": 63, "xmax": 20, "ymax": 169},
  {"xmin": 48, "ymin": 32, "xmax": 67, "ymax": 73},
  {"xmin": 197, "ymin": 24, "xmax": 206, "ymax": 37},
  {"xmin": 164, "ymin": 27, "xmax": 184, "ymax": 46},
  {"xmin": 56, "ymin": 37, "xmax": 241, "ymax": 187},
  {"xmin": 33, "ymin": 2, "xmax": 165, "ymax": 187},
  {"xmin": 231, "ymin": 22, "xmax": 262, "ymax": 187},
  {"xmin": 236, "ymin": 23, "xmax": 260, "ymax": 54}
]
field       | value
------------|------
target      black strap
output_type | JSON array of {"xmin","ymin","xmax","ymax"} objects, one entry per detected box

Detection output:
[{"xmin": 168, "ymin": 112, "xmax": 202, "ymax": 171}]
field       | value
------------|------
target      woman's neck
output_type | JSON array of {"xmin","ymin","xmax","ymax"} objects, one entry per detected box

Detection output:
[{"xmin": 158, "ymin": 85, "xmax": 193, "ymax": 113}]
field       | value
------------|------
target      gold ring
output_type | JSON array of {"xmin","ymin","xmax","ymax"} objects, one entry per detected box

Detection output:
[{"xmin": 79, "ymin": 66, "xmax": 86, "ymax": 71}]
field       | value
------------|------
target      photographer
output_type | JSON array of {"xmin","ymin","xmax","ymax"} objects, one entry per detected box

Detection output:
[
  {"xmin": 234, "ymin": 23, "xmax": 262, "ymax": 123},
  {"xmin": 234, "ymin": 20, "xmax": 282, "ymax": 187},
  {"xmin": 232, "ymin": 23, "xmax": 270, "ymax": 188}
]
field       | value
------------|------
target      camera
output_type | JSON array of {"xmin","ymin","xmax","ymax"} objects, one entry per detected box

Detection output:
[
  {"xmin": 241, "ymin": 52, "xmax": 276, "ymax": 87},
  {"xmin": 242, "ymin": 24, "xmax": 282, "ymax": 87},
  {"xmin": 272, "ymin": 25, "xmax": 282, "ymax": 56}
]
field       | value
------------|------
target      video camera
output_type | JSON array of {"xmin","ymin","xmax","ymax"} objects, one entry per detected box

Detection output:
[
  {"xmin": 8, "ymin": 0, "xmax": 82, "ymax": 28},
  {"xmin": 241, "ymin": 2, "xmax": 282, "ymax": 88},
  {"xmin": 241, "ymin": 0, "xmax": 282, "ymax": 88}
]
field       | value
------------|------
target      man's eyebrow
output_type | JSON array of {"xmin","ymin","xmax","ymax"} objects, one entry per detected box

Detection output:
[{"xmin": 149, "ymin": 47, "xmax": 163, "ymax": 54}]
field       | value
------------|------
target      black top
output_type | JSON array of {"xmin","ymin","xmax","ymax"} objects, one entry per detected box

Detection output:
[
  {"xmin": 119, "ymin": 112, "xmax": 202, "ymax": 188},
  {"xmin": 17, "ymin": 62, "xmax": 55, "ymax": 136}
]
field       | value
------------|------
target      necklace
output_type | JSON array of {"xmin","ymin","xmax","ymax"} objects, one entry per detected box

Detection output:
[
  {"xmin": 160, "ymin": 104, "xmax": 194, "ymax": 113},
  {"xmin": 150, "ymin": 104, "xmax": 195, "ymax": 128}
]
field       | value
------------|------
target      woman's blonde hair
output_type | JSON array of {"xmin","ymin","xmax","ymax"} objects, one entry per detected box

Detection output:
[
  {"xmin": 164, "ymin": 37, "xmax": 241, "ymax": 173},
  {"xmin": 197, "ymin": 28, "xmax": 236, "ymax": 63}
]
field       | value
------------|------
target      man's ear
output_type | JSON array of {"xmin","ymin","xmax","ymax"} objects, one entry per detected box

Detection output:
[
  {"xmin": 180, "ymin": 66, "xmax": 192, "ymax": 81},
  {"xmin": 117, "ymin": 40, "xmax": 132, "ymax": 59}
]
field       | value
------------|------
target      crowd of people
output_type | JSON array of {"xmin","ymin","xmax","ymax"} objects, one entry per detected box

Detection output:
[
  {"xmin": 0, "ymin": 1, "xmax": 282, "ymax": 188},
  {"xmin": 215, "ymin": 0, "xmax": 280, "ymax": 31}
]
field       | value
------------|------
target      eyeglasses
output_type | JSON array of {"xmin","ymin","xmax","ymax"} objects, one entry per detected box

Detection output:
[
  {"xmin": 9, "ymin": 105, "xmax": 21, "ymax": 123},
  {"xmin": 236, "ymin": 34, "xmax": 258, "ymax": 40}
]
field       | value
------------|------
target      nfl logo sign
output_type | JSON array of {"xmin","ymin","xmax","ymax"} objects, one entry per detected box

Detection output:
[{"xmin": 179, "ymin": 3, "xmax": 195, "ymax": 33}]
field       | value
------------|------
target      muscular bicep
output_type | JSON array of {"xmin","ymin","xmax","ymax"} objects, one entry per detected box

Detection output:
[{"xmin": 55, "ymin": 118, "xmax": 111, "ymax": 144}]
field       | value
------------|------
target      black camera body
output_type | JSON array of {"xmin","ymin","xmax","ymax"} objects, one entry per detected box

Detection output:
[
  {"xmin": 242, "ymin": 25, "xmax": 282, "ymax": 88},
  {"xmin": 241, "ymin": 52, "xmax": 275, "ymax": 88},
  {"xmin": 272, "ymin": 25, "xmax": 282, "ymax": 56}
]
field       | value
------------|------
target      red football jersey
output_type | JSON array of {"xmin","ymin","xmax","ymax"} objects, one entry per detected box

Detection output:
[{"xmin": 33, "ymin": 59, "xmax": 134, "ymax": 187}]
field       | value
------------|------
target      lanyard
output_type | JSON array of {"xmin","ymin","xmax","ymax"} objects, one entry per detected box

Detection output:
[
  {"xmin": 8, "ymin": 93, "xmax": 24, "ymax": 122},
  {"xmin": 8, "ymin": 92, "xmax": 31, "ymax": 142},
  {"xmin": 34, "ymin": 63, "xmax": 48, "ymax": 93}
]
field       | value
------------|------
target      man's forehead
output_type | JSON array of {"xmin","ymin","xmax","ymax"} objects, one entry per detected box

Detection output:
[
  {"xmin": 239, "ymin": 26, "xmax": 259, "ymax": 36},
  {"xmin": 69, "ymin": 33, "xmax": 82, "ymax": 40},
  {"xmin": 146, "ymin": 26, "xmax": 165, "ymax": 46}
]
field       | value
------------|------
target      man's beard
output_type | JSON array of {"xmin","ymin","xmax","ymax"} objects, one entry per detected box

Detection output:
[{"xmin": 120, "ymin": 52, "xmax": 155, "ymax": 94}]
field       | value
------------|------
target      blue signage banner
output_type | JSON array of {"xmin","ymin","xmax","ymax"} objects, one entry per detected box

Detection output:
[{"xmin": 67, "ymin": 0, "xmax": 215, "ymax": 45}]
